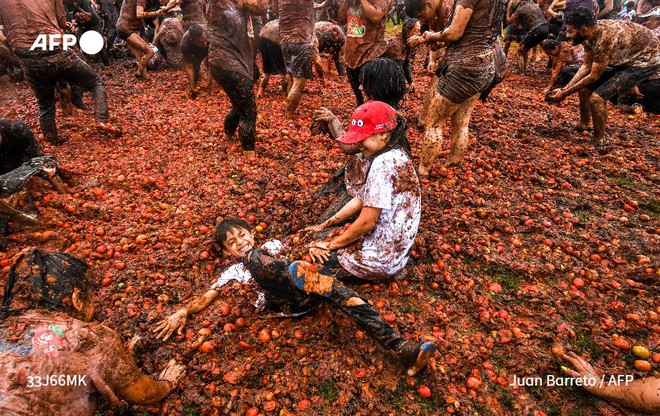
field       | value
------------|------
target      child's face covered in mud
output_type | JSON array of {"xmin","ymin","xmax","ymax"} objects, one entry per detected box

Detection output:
[{"xmin": 220, "ymin": 227, "xmax": 256, "ymax": 258}]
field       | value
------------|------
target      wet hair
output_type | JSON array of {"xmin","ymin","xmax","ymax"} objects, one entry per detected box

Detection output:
[
  {"xmin": 215, "ymin": 217, "xmax": 252, "ymax": 248},
  {"xmin": 405, "ymin": 0, "xmax": 427, "ymax": 18},
  {"xmin": 379, "ymin": 114, "xmax": 413, "ymax": 158},
  {"xmin": 541, "ymin": 37, "xmax": 561, "ymax": 51},
  {"xmin": 188, "ymin": 24, "xmax": 205, "ymax": 38},
  {"xmin": 1, "ymin": 250, "xmax": 93, "ymax": 320},
  {"xmin": 565, "ymin": 7, "xmax": 597, "ymax": 28},
  {"xmin": 402, "ymin": 17, "xmax": 419, "ymax": 55},
  {"xmin": 360, "ymin": 58, "xmax": 408, "ymax": 110}
]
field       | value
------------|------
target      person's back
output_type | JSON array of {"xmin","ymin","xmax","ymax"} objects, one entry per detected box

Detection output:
[
  {"xmin": 0, "ymin": 310, "xmax": 142, "ymax": 416},
  {"xmin": 514, "ymin": 1, "xmax": 547, "ymax": 31},
  {"xmin": 0, "ymin": 0, "xmax": 65, "ymax": 51}
]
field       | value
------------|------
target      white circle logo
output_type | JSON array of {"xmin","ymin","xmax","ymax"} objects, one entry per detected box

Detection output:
[{"xmin": 79, "ymin": 31, "xmax": 104, "ymax": 55}]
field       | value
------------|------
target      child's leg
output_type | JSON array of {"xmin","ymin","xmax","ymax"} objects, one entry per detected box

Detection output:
[{"xmin": 289, "ymin": 261, "xmax": 437, "ymax": 375}]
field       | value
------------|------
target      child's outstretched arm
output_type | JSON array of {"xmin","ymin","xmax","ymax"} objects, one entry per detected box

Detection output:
[{"xmin": 153, "ymin": 289, "xmax": 219, "ymax": 341}]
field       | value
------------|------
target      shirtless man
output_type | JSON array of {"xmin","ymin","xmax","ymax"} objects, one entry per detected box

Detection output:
[
  {"xmin": 0, "ymin": 249, "xmax": 185, "ymax": 416},
  {"xmin": 547, "ymin": 7, "xmax": 660, "ymax": 145},
  {"xmin": 181, "ymin": 24, "xmax": 211, "ymax": 98},
  {"xmin": 0, "ymin": 0, "xmax": 114, "ymax": 145},
  {"xmin": 116, "ymin": 0, "xmax": 165, "ymax": 78}
]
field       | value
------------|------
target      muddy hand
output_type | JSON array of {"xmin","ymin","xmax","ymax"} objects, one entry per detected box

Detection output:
[
  {"xmin": 154, "ymin": 309, "xmax": 187, "ymax": 341},
  {"xmin": 561, "ymin": 352, "xmax": 600, "ymax": 392},
  {"xmin": 313, "ymin": 107, "xmax": 335, "ymax": 123},
  {"xmin": 158, "ymin": 359, "xmax": 186, "ymax": 389},
  {"xmin": 301, "ymin": 223, "xmax": 326, "ymax": 234}
]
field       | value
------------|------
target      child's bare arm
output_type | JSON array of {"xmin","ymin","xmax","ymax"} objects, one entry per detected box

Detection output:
[{"xmin": 153, "ymin": 289, "xmax": 219, "ymax": 341}]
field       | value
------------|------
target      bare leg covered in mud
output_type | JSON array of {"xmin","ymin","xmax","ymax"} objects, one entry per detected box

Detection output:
[
  {"xmin": 419, "ymin": 75, "xmax": 439, "ymax": 128},
  {"xmin": 577, "ymin": 89, "xmax": 592, "ymax": 131},
  {"xmin": 285, "ymin": 77, "xmax": 307, "ymax": 119},
  {"xmin": 447, "ymin": 94, "xmax": 479, "ymax": 165},
  {"xmin": 313, "ymin": 54, "xmax": 326, "ymax": 86},
  {"xmin": 125, "ymin": 33, "xmax": 154, "ymax": 79},
  {"xmin": 419, "ymin": 92, "xmax": 479, "ymax": 176},
  {"xmin": 589, "ymin": 93, "xmax": 608, "ymax": 146},
  {"xmin": 256, "ymin": 74, "xmax": 270, "ymax": 98}
]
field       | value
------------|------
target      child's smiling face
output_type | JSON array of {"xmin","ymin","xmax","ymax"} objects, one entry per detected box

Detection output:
[{"xmin": 221, "ymin": 227, "xmax": 256, "ymax": 258}]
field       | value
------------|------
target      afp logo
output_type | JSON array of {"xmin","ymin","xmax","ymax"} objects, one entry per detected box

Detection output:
[{"xmin": 30, "ymin": 31, "xmax": 104, "ymax": 55}]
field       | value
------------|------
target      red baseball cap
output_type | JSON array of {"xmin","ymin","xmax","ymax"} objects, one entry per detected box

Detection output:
[{"xmin": 337, "ymin": 101, "xmax": 397, "ymax": 144}]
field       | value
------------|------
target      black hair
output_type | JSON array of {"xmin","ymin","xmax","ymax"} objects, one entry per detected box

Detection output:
[
  {"xmin": 401, "ymin": 17, "xmax": 419, "ymax": 55},
  {"xmin": 565, "ymin": 7, "xmax": 597, "ymax": 28},
  {"xmin": 360, "ymin": 58, "xmax": 408, "ymax": 110},
  {"xmin": 541, "ymin": 38, "xmax": 561, "ymax": 50},
  {"xmin": 1, "ymin": 250, "xmax": 92, "ymax": 320},
  {"xmin": 188, "ymin": 24, "xmax": 205, "ymax": 38},
  {"xmin": 405, "ymin": 0, "xmax": 427, "ymax": 18},
  {"xmin": 215, "ymin": 217, "xmax": 252, "ymax": 248},
  {"xmin": 379, "ymin": 114, "xmax": 412, "ymax": 158}
]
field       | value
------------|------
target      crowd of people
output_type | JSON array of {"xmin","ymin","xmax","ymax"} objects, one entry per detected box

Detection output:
[{"xmin": 0, "ymin": 0, "xmax": 659, "ymax": 414}]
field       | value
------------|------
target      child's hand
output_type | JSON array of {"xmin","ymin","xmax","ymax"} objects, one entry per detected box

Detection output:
[{"xmin": 154, "ymin": 309, "xmax": 188, "ymax": 341}]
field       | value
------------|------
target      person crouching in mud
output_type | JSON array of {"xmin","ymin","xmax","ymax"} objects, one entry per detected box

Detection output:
[
  {"xmin": 0, "ymin": 249, "xmax": 185, "ymax": 416},
  {"xmin": 155, "ymin": 216, "xmax": 437, "ymax": 376}
]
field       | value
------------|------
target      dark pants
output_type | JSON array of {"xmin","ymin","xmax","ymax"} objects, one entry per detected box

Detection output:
[
  {"xmin": 347, "ymin": 65, "xmax": 364, "ymax": 106},
  {"xmin": 245, "ymin": 248, "xmax": 403, "ymax": 350},
  {"xmin": 209, "ymin": 67, "xmax": 256, "ymax": 151},
  {"xmin": 15, "ymin": 49, "xmax": 108, "ymax": 143}
]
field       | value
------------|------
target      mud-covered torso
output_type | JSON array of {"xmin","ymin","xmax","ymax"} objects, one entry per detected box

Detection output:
[
  {"xmin": 116, "ymin": 0, "xmax": 147, "ymax": 33},
  {"xmin": 584, "ymin": 20, "xmax": 660, "ymax": 68},
  {"xmin": 180, "ymin": 0, "xmax": 206, "ymax": 29},
  {"xmin": 0, "ymin": 0, "xmax": 66, "ymax": 51},
  {"xmin": 0, "ymin": 310, "xmax": 141, "ymax": 416},
  {"xmin": 342, "ymin": 0, "xmax": 392, "ymax": 68},
  {"xmin": 279, "ymin": 0, "xmax": 316, "ymax": 44},
  {"xmin": 207, "ymin": 0, "xmax": 255, "ymax": 79}
]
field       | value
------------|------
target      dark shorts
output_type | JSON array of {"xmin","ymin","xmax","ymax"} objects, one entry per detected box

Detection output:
[
  {"xmin": 521, "ymin": 24, "xmax": 549, "ymax": 51},
  {"xmin": 282, "ymin": 42, "xmax": 313, "ymax": 79},
  {"xmin": 260, "ymin": 38, "xmax": 286, "ymax": 75},
  {"xmin": 505, "ymin": 25, "xmax": 527, "ymax": 42},
  {"xmin": 589, "ymin": 65, "xmax": 659, "ymax": 101},
  {"xmin": 436, "ymin": 58, "xmax": 496, "ymax": 104},
  {"xmin": 116, "ymin": 28, "xmax": 137, "ymax": 41}
]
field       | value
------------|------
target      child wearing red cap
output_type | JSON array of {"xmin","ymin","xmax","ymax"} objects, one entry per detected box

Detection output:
[{"xmin": 304, "ymin": 101, "xmax": 421, "ymax": 281}]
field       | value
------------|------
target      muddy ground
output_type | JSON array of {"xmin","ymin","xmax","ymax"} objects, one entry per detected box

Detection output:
[{"xmin": 0, "ymin": 49, "xmax": 658, "ymax": 416}]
